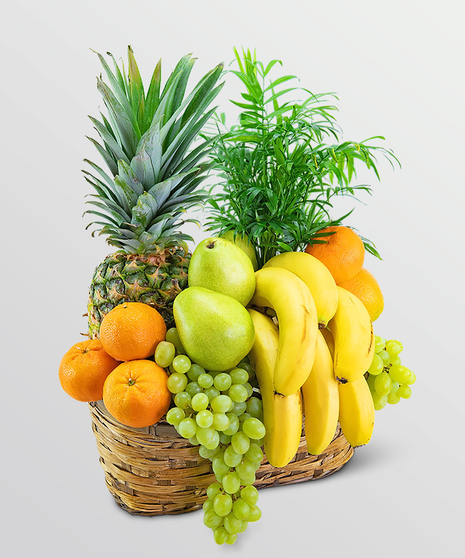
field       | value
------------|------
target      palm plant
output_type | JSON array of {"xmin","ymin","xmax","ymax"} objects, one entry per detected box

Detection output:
[{"xmin": 207, "ymin": 48, "xmax": 399, "ymax": 267}]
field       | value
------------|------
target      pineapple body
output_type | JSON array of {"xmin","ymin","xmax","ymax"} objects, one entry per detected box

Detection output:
[{"xmin": 88, "ymin": 248, "xmax": 190, "ymax": 338}]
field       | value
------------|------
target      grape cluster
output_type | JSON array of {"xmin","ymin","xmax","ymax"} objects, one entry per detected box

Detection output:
[
  {"xmin": 365, "ymin": 335, "xmax": 416, "ymax": 410},
  {"xmin": 155, "ymin": 327, "xmax": 265, "ymax": 545}
]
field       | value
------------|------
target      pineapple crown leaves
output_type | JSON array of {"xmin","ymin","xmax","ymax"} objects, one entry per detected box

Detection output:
[{"xmin": 83, "ymin": 46, "xmax": 224, "ymax": 252}]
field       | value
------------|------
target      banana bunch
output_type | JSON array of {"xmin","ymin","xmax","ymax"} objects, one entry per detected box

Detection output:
[{"xmin": 248, "ymin": 252, "xmax": 375, "ymax": 463}]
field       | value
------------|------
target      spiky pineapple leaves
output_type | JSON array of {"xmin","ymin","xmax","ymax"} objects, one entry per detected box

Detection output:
[{"xmin": 84, "ymin": 47, "xmax": 224, "ymax": 252}]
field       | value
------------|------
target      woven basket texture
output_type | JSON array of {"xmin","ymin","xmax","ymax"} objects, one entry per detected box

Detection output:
[{"xmin": 89, "ymin": 400, "xmax": 354, "ymax": 516}]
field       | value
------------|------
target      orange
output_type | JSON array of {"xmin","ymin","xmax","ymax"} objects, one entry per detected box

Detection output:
[
  {"xmin": 338, "ymin": 268, "xmax": 384, "ymax": 321},
  {"xmin": 100, "ymin": 302, "xmax": 166, "ymax": 361},
  {"xmin": 305, "ymin": 226, "xmax": 365, "ymax": 284},
  {"xmin": 103, "ymin": 360, "xmax": 171, "ymax": 428},
  {"xmin": 59, "ymin": 339, "xmax": 119, "ymax": 402}
]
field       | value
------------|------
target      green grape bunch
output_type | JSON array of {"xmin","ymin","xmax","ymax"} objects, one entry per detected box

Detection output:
[
  {"xmin": 365, "ymin": 335, "xmax": 416, "ymax": 410},
  {"xmin": 156, "ymin": 327, "xmax": 266, "ymax": 545}
]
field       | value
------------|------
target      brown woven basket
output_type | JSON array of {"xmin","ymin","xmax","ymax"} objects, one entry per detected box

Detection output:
[{"xmin": 89, "ymin": 400, "xmax": 354, "ymax": 516}]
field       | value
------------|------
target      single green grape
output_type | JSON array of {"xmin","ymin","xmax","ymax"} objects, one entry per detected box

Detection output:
[
  {"xmin": 203, "ymin": 499, "xmax": 213, "ymax": 512},
  {"xmin": 236, "ymin": 459, "xmax": 256, "ymax": 481},
  {"xmin": 167, "ymin": 372, "xmax": 188, "ymax": 394},
  {"xmin": 229, "ymin": 384, "xmax": 249, "ymax": 403},
  {"xmin": 231, "ymin": 431, "xmax": 250, "ymax": 454},
  {"xmin": 372, "ymin": 392, "xmax": 388, "ymax": 410},
  {"xmin": 386, "ymin": 339, "xmax": 403, "ymax": 356},
  {"xmin": 230, "ymin": 367, "xmax": 249, "ymax": 385},
  {"xmin": 188, "ymin": 435, "xmax": 199, "ymax": 446},
  {"xmin": 225, "ymin": 533, "xmax": 237, "ymax": 545},
  {"xmin": 211, "ymin": 395, "xmax": 233, "ymax": 414},
  {"xmin": 165, "ymin": 328, "xmax": 185, "ymax": 354},
  {"xmin": 232, "ymin": 498, "xmax": 250, "ymax": 521},
  {"xmin": 185, "ymin": 381, "xmax": 202, "ymax": 397},
  {"xmin": 374, "ymin": 335, "xmax": 386, "ymax": 353},
  {"xmin": 213, "ymin": 493, "xmax": 233, "ymax": 517},
  {"xmin": 390, "ymin": 354, "xmax": 401, "ymax": 367},
  {"xmin": 378, "ymin": 350, "xmax": 390, "ymax": 366},
  {"xmin": 407, "ymin": 370, "xmax": 416, "ymax": 385},
  {"xmin": 199, "ymin": 445, "xmax": 221, "ymax": 460},
  {"xmin": 172, "ymin": 354, "xmax": 191, "ymax": 374},
  {"xmin": 205, "ymin": 386, "xmax": 221, "ymax": 402},
  {"xmin": 191, "ymin": 392, "xmax": 209, "ymax": 412},
  {"xmin": 248, "ymin": 505, "xmax": 262, "ymax": 522},
  {"xmin": 213, "ymin": 526, "xmax": 228, "ymax": 545},
  {"xmin": 243, "ymin": 382, "xmax": 254, "ymax": 398},
  {"xmin": 174, "ymin": 391, "xmax": 191, "ymax": 410},
  {"xmin": 187, "ymin": 363, "xmax": 205, "ymax": 382},
  {"xmin": 236, "ymin": 361, "xmax": 254, "ymax": 378},
  {"xmin": 368, "ymin": 354, "xmax": 384, "ymax": 376},
  {"xmin": 212, "ymin": 455, "xmax": 230, "ymax": 478},
  {"xmin": 206, "ymin": 482, "xmax": 222, "ymax": 500},
  {"xmin": 223, "ymin": 413, "xmax": 240, "ymax": 436},
  {"xmin": 197, "ymin": 427, "xmax": 219, "ymax": 449},
  {"xmin": 242, "ymin": 417, "xmax": 266, "ymax": 440},
  {"xmin": 246, "ymin": 397, "xmax": 263, "ymax": 419},
  {"xmin": 222, "ymin": 471, "xmax": 241, "ymax": 494},
  {"xmin": 166, "ymin": 407, "xmax": 185, "ymax": 426},
  {"xmin": 231, "ymin": 401, "xmax": 247, "ymax": 416},
  {"xmin": 387, "ymin": 392, "xmax": 401, "ymax": 405},
  {"xmin": 224, "ymin": 446, "xmax": 243, "ymax": 468},
  {"xmin": 374, "ymin": 371, "xmax": 392, "ymax": 396},
  {"xmin": 390, "ymin": 381, "xmax": 400, "ymax": 394},
  {"xmin": 366, "ymin": 374, "xmax": 376, "ymax": 392},
  {"xmin": 198, "ymin": 373, "xmax": 214, "ymax": 389},
  {"xmin": 196, "ymin": 410, "xmax": 214, "ymax": 428},
  {"xmin": 241, "ymin": 485, "xmax": 259, "ymax": 506},
  {"xmin": 237, "ymin": 520, "xmax": 248, "ymax": 534},
  {"xmin": 213, "ymin": 373, "xmax": 232, "ymax": 392},
  {"xmin": 204, "ymin": 509, "xmax": 223, "ymax": 529},
  {"xmin": 239, "ymin": 412, "xmax": 252, "ymax": 423},
  {"xmin": 154, "ymin": 341, "xmax": 176, "ymax": 368},
  {"xmin": 224, "ymin": 511, "xmax": 243, "ymax": 535},
  {"xmin": 245, "ymin": 444, "xmax": 263, "ymax": 464},
  {"xmin": 178, "ymin": 417, "xmax": 197, "ymax": 438},
  {"xmin": 212, "ymin": 413, "xmax": 230, "ymax": 432},
  {"xmin": 398, "ymin": 384, "xmax": 412, "ymax": 399},
  {"xmin": 389, "ymin": 365, "xmax": 411, "ymax": 384},
  {"xmin": 219, "ymin": 433, "xmax": 231, "ymax": 445}
]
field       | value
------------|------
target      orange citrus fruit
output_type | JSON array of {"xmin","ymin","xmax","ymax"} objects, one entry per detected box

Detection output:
[
  {"xmin": 305, "ymin": 226, "xmax": 365, "ymax": 284},
  {"xmin": 59, "ymin": 339, "xmax": 119, "ymax": 402},
  {"xmin": 338, "ymin": 268, "xmax": 384, "ymax": 321},
  {"xmin": 100, "ymin": 302, "xmax": 166, "ymax": 361},
  {"xmin": 103, "ymin": 360, "xmax": 171, "ymax": 428}
]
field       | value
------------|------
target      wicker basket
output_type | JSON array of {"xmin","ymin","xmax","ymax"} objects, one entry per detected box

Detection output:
[{"xmin": 89, "ymin": 400, "xmax": 354, "ymax": 516}]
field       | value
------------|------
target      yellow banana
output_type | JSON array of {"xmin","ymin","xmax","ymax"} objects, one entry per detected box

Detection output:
[
  {"xmin": 338, "ymin": 376, "xmax": 375, "ymax": 447},
  {"xmin": 328, "ymin": 286, "xmax": 375, "ymax": 383},
  {"xmin": 250, "ymin": 267, "xmax": 318, "ymax": 395},
  {"xmin": 247, "ymin": 309, "xmax": 302, "ymax": 467},
  {"xmin": 301, "ymin": 330, "xmax": 339, "ymax": 455},
  {"xmin": 320, "ymin": 327, "xmax": 334, "ymax": 356},
  {"xmin": 264, "ymin": 251, "xmax": 338, "ymax": 327}
]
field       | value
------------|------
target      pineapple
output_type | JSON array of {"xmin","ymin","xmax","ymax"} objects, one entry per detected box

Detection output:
[{"xmin": 84, "ymin": 47, "xmax": 223, "ymax": 338}]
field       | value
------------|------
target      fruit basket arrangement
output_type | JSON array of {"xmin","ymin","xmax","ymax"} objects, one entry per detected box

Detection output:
[{"xmin": 59, "ymin": 47, "xmax": 416, "ymax": 545}]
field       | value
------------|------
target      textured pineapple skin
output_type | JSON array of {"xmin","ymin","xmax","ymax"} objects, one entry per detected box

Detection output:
[{"xmin": 88, "ymin": 248, "xmax": 190, "ymax": 339}]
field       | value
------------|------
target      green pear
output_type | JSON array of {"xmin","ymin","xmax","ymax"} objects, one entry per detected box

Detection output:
[
  {"xmin": 173, "ymin": 287, "xmax": 255, "ymax": 371},
  {"xmin": 188, "ymin": 237, "xmax": 256, "ymax": 306},
  {"xmin": 220, "ymin": 230, "xmax": 258, "ymax": 271}
]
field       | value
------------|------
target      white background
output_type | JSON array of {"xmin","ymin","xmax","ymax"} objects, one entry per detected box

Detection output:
[{"xmin": 2, "ymin": 1, "xmax": 464, "ymax": 557}]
